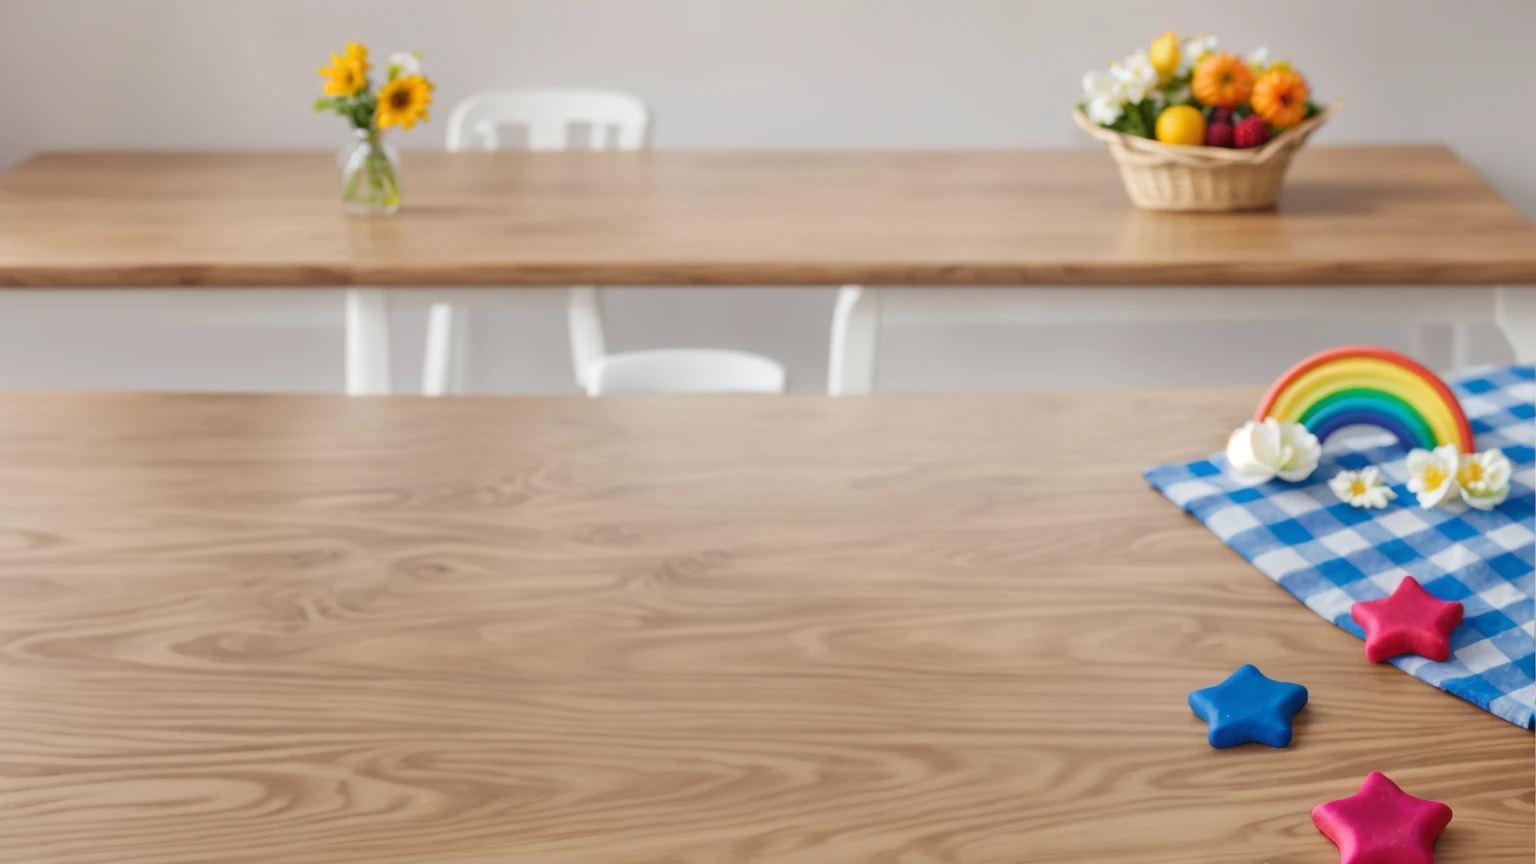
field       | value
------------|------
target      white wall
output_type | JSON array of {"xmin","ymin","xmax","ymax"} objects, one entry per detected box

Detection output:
[{"xmin": 0, "ymin": 0, "xmax": 1530, "ymax": 393}]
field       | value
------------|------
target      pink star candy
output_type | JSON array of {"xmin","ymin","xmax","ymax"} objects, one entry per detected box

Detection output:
[
  {"xmin": 1350, "ymin": 576, "xmax": 1463, "ymax": 663},
  {"xmin": 1312, "ymin": 772, "xmax": 1452, "ymax": 864}
]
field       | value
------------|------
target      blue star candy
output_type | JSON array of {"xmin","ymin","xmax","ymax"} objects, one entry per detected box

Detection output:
[{"xmin": 1188, "ymin": 664, "xmax": 1308, "ymax": 749}]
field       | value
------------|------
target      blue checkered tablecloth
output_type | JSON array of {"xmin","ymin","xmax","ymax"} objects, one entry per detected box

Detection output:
[{"xmin": 1146, "ymin": 365, "xmax": 1535, "ymax": 728}]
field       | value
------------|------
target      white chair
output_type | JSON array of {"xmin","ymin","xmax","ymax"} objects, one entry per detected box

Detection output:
[
  {"xmin": 583, "ymin": 349, "xmax": 788, "ymax": 396},
  {"xmin": 423, "ymin": 88, "xmax": 651, "ymax": 396}
]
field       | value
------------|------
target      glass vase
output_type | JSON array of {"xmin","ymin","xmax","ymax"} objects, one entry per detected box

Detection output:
[{"xmin": 339, "ymin": 128, "xmax": 401, "ymax": 215}]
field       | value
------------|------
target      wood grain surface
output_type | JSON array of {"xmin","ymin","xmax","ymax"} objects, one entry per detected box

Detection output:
[
  {"xmin": 1, "ymin": 146, "xmax": 1535, "ymax": 287},
  {"xmin": 0, "ymin": 390, "xmax": 1528, "ymax": 864}
]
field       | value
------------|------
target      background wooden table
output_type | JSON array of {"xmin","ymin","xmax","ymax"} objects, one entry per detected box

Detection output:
[
  {"xmin": 1, "ymin": 146, "xmax": 1533, "ymax": 287},
  {"xmin": 0, "ymin": 390, "xmax": 1527, "ymax": 863}
]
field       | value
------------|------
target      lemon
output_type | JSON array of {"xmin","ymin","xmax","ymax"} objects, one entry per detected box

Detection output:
[
  {"xmin": 1155, "ymin": 105, "xmax": 1207, "ymax": 146},
  {"xmin": 1148, "ymin": 31, "xmax": 1180, "ymax": 80}
]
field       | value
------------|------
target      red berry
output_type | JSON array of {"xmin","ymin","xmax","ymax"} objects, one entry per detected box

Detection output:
[
  {"xmin": 1211, "ymin": 108, "xmax": 1234, "ymax": 124},
  {"xmin": 1205, "ymin": 121, "xmax": 1235, "ymax": 147},
  {"xmin": 1234, "ymin": 115, "xmax": 1270, "ymax": 148}
]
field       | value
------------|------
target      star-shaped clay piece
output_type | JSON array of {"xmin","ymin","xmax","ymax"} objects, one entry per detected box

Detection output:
[
  {"xmin": 1312, "ymin": 772, "xmax": 1452, "ymax": 864},
  {"xmin": 1187, "ymin": 664, "xmax": 1308, "ymax": 748},
  {"xmin": 1350, "ymin": 576, "xmax": 1464, "ymax": 663}
]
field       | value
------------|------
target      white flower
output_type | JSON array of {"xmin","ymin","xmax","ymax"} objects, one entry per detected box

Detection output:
[
  {"xmin": 1086, "ymin": 97, "xmax": 1123, "ymax": 125},
  {"xmin": 1329, "ymin": 467, "xmax": 1397, "ymax": 509},
  {"xmin": 1112, "ymin": 51, "xmax": 1160, "ymax": 104},
  {"xmin": 1082, "ymin": 69, "xmax": 1126, "ymax": 124},
  {"xmin": 1406, "ymin": 444, "xmax": 1461, "ymax": 509},
  {"xmin": 1226, "ymin": 419, "xmax": 1322, "ymax": 484},
  {"xmin": 1456, "ymin": 448, "xmax": 1512, "ymax": 510},
  {"xmin": 1082, "ymin": 69, "xmax": 1119, "ymax": 100},
  {"xmin": 388, "ymin": 51, "xmax": 421, "ymax": 79},
  {"xmin": 1245, "ymin": 46, "xmax": 1270, "ymax": 70},
  {"xmin": 1178, "ymin": 33, "xmax": 1218, "ymax": 76}
]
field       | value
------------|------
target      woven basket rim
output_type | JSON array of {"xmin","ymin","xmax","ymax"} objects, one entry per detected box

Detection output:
[{"xmin": 1072, "ymin": 101, "xmax": 1342, "ymax": 166}]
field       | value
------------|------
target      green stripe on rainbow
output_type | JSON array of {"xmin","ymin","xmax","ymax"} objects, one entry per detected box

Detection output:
[
  {"xmin": 1255, "ymin": 346, "xmax": 1473, "ymax": 453},
  {"xmin": 1299, "ymin": 389, "xmax": 1438, "ymax": 452}
]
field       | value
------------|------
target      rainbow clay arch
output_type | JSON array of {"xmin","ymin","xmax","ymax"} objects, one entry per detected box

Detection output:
[{"xmin": 1255, "ymin": 346, "xmax": 1473, "ymax": 453}]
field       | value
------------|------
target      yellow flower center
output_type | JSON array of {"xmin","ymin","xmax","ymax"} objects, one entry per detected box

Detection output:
[
  {"xmin": 1349, "ymin": 479, "xmax": 1367, "ymax": 497},
  {"xmin": 1458, "ymin": 461, "xmax": 1484, "ymax": 486},
  {"xmin": 1421, "ymin": 466, "xmax": 1447, "ymax": 490}
]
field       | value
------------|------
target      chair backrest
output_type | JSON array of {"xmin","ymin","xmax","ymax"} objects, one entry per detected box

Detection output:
[
  {"xmin": 585, "ymin": 349, "xmax": 788, "ymax": 396},
  {"xmin": 446, "ymin": 89, "xmax": 650, "ymax": 152}
]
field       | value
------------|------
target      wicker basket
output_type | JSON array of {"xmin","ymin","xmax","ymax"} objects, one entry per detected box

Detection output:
[{"xmin": 1072, "ymin": 102, "xmax": 1340, "ymax": 211}]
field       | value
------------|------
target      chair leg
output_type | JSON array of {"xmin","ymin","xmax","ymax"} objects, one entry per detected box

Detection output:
[
  {"xmin": 828, "ymin": 285, "xmax": 878, "ymax": 395},
  {"xmin": 345, "ymin": 288, "xmax": 391, "ymax": 396},
  {"xmin": 568, "ymin": 286, "xmax": 608, "ymax": 390},
  {"xmin": 422, "ymin": 302, "xmax": 459, "ymax": 397}
]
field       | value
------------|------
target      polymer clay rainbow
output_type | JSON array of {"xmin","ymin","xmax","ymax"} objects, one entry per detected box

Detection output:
[{"xmin": 1255, "ymin": 346, "xmax": 1473, "ymax": 453}]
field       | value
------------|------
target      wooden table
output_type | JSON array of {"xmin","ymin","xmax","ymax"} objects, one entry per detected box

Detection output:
[
  {"xmin": 0, "ymin": 390, "xmax": 1527, "ymax": 863},
  {"xmin": 1, "ymin": 147, "xmax": 1535, "ymax": 394}
]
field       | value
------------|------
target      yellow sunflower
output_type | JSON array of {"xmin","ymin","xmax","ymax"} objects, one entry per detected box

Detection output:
[
  {"xmin": 319, "ymin": 43, "xmax": 371, "ymax": 97},
  {"xmin": 377, "ymin": 74, "xmax": 434, "ymax": 129},
  {"xmin": 342, "ymin": 42, "xmax": 370, "ymax": 70}
]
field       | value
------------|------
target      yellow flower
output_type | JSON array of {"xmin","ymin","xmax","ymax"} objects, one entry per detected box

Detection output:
[
  {"xmin": 377, "ymin": 74, "xmax": 435, "ymax": 129},
  {"xmin": 319, "ymin": 44, "xmax": 370, "ymax": 97},
  {"xmin": 343, "ymin": 42, "xmax": 370, "ymax": 71}
]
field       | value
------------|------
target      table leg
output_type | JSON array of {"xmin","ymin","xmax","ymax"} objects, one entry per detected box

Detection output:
[
  {"xmin": 1450, "ymin": 324, "xmax": 1472, "ymax": 371},
  {"xmin": 828, "ymin": 285, "xmax": 878, "ymax": 395},
  {"xmin": 1495, "ymin": 286, "xmax": 1536, "ymax": 364},
  {"xmin": 345, "ymin": 288, "xmax": 391, "ymax": 396}
]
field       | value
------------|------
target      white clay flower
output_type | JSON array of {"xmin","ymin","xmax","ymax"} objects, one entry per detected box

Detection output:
[
  {"xmin": 1329, "ymin": 467, "xmax": 1397, "ymax": 509},
  {"xmin": 1456, "ymin": 448, "xmax": 1512, "ymax": 511},
  {"xmin": 1406, "ymin": 444, "xmax": 1461, "ymax": 509},
  {"xmin": 387, "ymin": 51, "xmax": 421, "ymax": 80},
  {"xmin": 1178, "ymin": 33, "xmax": 1218, "ymax": 76},
  {"xmin": 1112, "ymin": 50, "xmax": 1160, "ymax": 103},
  {"xmin": 1226, "ymin": 419, "xmax": 1322, "ymax": 484}
]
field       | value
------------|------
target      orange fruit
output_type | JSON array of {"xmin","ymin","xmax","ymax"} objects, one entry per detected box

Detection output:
[
  {"xmin": 1155, "ymin": 105, "xmax": 1207, "ymax": 146},
  {"xmin": 1191, "ymin": 52, "xmax": 1254, "ymax": 108},
  {"xmin": 1251, "ymin": 68, "xmax": 1310, "ymax": 129}
]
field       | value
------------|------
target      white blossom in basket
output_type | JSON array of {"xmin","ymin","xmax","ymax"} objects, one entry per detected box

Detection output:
[
  {"xmin": 1329, "ymin": 467, "xmax": 1397, "ymax": 509},
  {"xmin": 1406, "ymin": 444, "xmax": 1461, "ymax": 509},
  {"xmin": 1226, "ymin": 419, "xmax": 1321, "ymax": 484},
  {"xmin": 1177, "ymin": 33, "xmax": 1218, "ymax": 76},
  {"xmin": 1081, "ymin": 69, "xmax": 1125, "ymax": 125},
  {"xmin": 1457, "ymin": 448, "xmax": 1512, "ymax": 510},
  {"xmin": 1112, "ymin": 50, "xmax": 1159, "ymax": 104}
]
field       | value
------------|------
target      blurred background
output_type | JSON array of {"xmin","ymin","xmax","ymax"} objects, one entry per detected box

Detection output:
[{"xmin": 0, "ymin": 0, "xmax": 1529, "ymax": 393}]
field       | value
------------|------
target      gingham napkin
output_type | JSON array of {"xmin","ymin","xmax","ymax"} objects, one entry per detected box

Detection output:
[{"xmin": 1145, "ymin": 365, "xmax": 1535, "ymax": 728}]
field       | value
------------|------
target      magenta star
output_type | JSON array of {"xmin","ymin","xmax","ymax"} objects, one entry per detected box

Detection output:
[
  {"xmin": 1349, "ymin": 576, "xmax": 1463, "ymax": 663},
  {"xmin": 1312, "ymin": 772, "xmax": 1452, "ymax": 864}
]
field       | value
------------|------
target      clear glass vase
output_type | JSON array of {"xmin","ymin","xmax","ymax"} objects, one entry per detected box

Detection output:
[{"xmin": 339, "ymin": 128, "xmax": 401, "ymax": 215}]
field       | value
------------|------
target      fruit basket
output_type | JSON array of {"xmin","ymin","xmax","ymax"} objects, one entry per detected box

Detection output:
[
  {"xmin": 1073, "ymin": 102, "xmax": 1338, "ymax": 211},
  {"xmin": 1075, "ymin": 32, "xmax": 1338, "ymax": 212}
]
